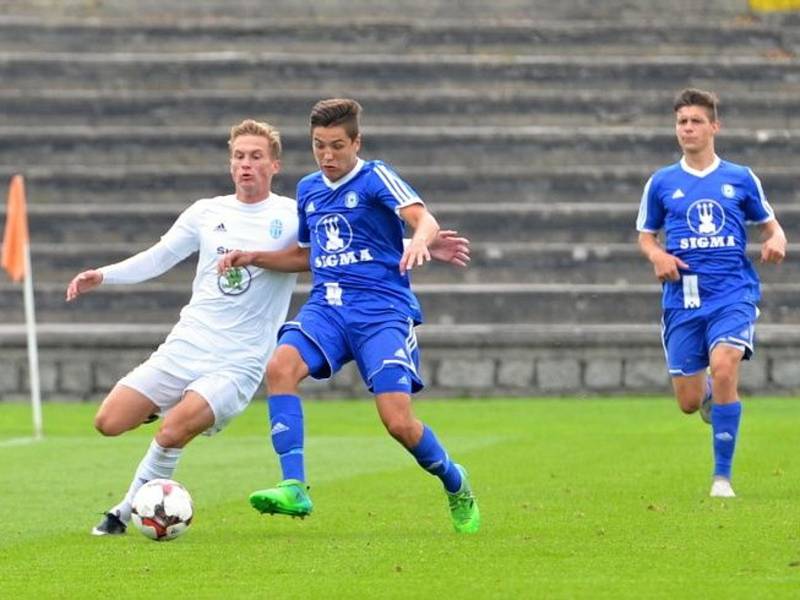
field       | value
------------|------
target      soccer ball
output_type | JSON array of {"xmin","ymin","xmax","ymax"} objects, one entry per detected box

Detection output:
[{"xmin": 131, "ymin": 478, "xmax": 193, "ymax": 541}]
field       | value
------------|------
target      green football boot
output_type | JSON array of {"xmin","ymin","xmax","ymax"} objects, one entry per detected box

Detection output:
[
  {"xmin": 249, "ymin": 479, "xmax": 313, "ymax": 518},
  {"xmin": 447, "ymin": 465, "xmax": 480, "ymax": 534}
]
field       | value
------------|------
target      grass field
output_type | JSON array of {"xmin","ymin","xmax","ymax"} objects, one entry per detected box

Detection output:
[{"xmin": 1, "ymin": 397, "xmax": 799, "ymax": 599}]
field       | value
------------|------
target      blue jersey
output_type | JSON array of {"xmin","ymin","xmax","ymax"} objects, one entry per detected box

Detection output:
[
  {"xmin": 296, "ymin": 158, "xmax": 424, "ymax": 323},
  {"xmin": 636, "ymin": 157, "xmax": 774, "ymax": 311}
]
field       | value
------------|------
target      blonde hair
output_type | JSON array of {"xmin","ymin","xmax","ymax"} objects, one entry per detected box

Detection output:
[{"xmin": 228, "ymin": 119, "xmax": 282, "ymax": 158}]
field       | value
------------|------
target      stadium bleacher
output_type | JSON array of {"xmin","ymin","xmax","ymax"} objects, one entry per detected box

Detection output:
[{"xmin": 1, "ymin": 0, "xmax": 798, "ymax": 398}]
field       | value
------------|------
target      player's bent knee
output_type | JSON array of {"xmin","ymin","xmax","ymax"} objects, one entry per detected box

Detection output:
[
  {"xmin": 266, "ymin": 347, "xmax": 308, "ymax": 388},
  {"xmin": 711, "ymin": 366, "xmax": 737, "ymax": 389},
  {"xmin": 266, "ymin": 356, "xmax": 302, "ymax": 389},
  {"xmin": 675, "ymin": 392, "xmax": 701, "ymax": 414},
  {"xmin": 93, "ymin": 412, "xmax": 128, "ymax": 437},
  {"xmin": 383, "ymin": 417, "xmax": 418, "ymax": 446},
  {"xmin": 155, "ymin": 422, "xmax": 191, "ymax": 449}
]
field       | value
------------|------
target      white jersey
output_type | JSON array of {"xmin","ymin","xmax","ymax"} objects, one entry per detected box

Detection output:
[{"xmin": 144, "ymin": 193, "xmax": 297, "ymax": 391}]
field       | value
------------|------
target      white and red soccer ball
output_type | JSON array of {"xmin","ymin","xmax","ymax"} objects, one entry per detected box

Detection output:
[{"xmin": 131, "ymin": 479, "xmax": 193, "ymax": 541}]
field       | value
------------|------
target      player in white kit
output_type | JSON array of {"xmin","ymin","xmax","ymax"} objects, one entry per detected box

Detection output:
[
  {"xmin": 66, "ymin": 119, "xmax": 471, "ymax": 536},
  {"xmin": 66, "ymin": 119, "xmax": 297, "ymax": 535}
]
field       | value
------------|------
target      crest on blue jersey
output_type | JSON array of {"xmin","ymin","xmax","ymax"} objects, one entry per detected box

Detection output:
[
  {"xmin": 686, "ymin": 199, "xmax": 726, "ymax": 236},
  {"xmin": 315, "ymin": 213, "xmax": 353, "ymax": 253},
  {"xmin": 269, "ymin": 219, "xmax": 283, "ymax": 239},
  {"xmin": 721, "ymin": 184, "xmax": 735, "ymax": 198},
  {"xmin": 345, "ymin": 191, "xmax": 359, "ymax": 208}
]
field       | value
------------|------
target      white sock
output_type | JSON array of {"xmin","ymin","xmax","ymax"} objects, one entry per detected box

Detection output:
[{"xmin": 110, "ymin": 439, "xmax": 182, "ymax": 523}]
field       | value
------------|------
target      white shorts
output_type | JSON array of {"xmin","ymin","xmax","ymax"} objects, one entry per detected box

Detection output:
[{"xmin": 118, "ymin": 362, "xmax": 253, "ymax": 436}]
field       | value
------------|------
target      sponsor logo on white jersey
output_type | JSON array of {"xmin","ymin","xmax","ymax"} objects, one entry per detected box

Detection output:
[
  {"xmin": 218, "ymin": 265, "xmax": 252, "ymax": 296},
  {"xmin": 214, "ymin": 222, "xmax": 227, "ymax": 232}
]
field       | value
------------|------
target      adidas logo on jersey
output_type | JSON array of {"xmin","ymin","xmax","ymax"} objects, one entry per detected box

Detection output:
[
  {"xmin": 271, "ymin": 422, "xmax": 289, "ymax": 435},
  {"xmin": 397, "ymin": 375, "xmax": 410, "ymax": 386},
  {"xmin": 306, "ymin": 202, "xmax": 316, "ymax": 214},
  {"xmin": 672, "ymin": 189, "xmax": 685, "ymax": 199},
  {"xmin": 394, "ymin": 348, "xmax": 407, "ymax": 359},
  {"xmin": 715, "ymin": 432, "xmax": 734, "ymax": 442},
  {"xmin": 214, "ymin": 222, "xmax": 227, "ymax": 232}
]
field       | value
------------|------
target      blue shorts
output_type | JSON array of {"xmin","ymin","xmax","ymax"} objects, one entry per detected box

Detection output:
[
  {"xmin": 277, "ymin": 302, "xmax": 424, "ymax": 394},
  {"xmin": 661, "ymin": 301, "xmax": 758, "ymax": 377}
]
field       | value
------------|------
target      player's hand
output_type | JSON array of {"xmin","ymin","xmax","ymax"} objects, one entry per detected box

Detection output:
[
  {"xmin": 650, "ymin": 251, "xmax": 688, "ymax": 282},
  {"xmin": 65, "ymin": 269, "xmax": 103, "ymax": 301},
  {"xmin": 217, "ymin": 250, "xmax": 254, "ymax": 274},
  {"xmin": 400, "ymin": 238, "xmax": 431, "ymax": 274},
  {"xmin": 760, "ymin": 237, "xmax": 786, "ymax": 264},
  {"xmin": 429, "ymin": 230, "xmax": 470, "ymax": 268}
]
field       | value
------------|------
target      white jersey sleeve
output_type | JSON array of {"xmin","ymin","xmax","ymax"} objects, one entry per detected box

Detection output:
[
  {"xmin": 99, "ymin": 202, "xmax": 202, "ymax": 284},
  {"xmin": 99, "ymin": 241, "xmax": 185, "ymax": 284}
]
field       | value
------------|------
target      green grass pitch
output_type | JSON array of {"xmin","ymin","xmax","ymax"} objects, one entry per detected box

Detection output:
[{"xmin": 1, "ymin": 397, "xmax": 799, "ymax": 599}]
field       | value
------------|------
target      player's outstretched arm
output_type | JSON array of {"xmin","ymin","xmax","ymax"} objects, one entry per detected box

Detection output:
[
  {"xmin": 218, "ymin": 246, "xmax": 311, "ymax": 274},
  {"xmin": 429, "ymin": 230, "xmax": 470, "ymax": 268},
  {"xmin": 399, "ymin": 203, "xmax": 440, "ymax": 274},
  {"xmin": 66, "ymin": 269, "xmax": 103, "ymax": 301},
  {"xmin": 638, "ymin": 232, "xmax": 688, "ymax": 282},
  {"xmin": 759, "ymin": 219, "xmax": 787, "ymax": 264}
]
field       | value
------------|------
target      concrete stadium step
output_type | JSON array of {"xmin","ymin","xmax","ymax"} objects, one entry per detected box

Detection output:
[
  {"xmin": 3, "ymin": 166, "xmax": 798, "ymax": 206},
  {"xmin": 1, "ymin": 126, "xmax": 797, "ymax": 170},
  {"xmin": 0, "ymin": 0, "xmax": 756, "ymax": 21},
  {"xmin": 3, "ymin": 52, "xmax": 799, "ymax": 93},
  {"xmin": 11, "ymin": 203, "xmax": 800, "ymax": 245},
  {"xmin": 6, "ymin": 321, "xmax": 800, "ymax": 351},
  {"xmin": 0, "ymin": 16, "xmax": 787, "ymax": 57},
  {"xmin": 2, "ymin": 282, "xmax": 798, "ymax": 325},
  {"xmin": 3, "ymin": 89, "xmax": 800, "ymax": 129},
  {"xmin": 424, "ymin": 243, "xmax": 798, "ymax": 285},
  {"xmin": 28, "ymin": 242, "xmax": 800, "ymax": 286}
]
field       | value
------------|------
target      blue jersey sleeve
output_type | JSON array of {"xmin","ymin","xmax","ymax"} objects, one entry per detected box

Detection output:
[
  {"xmin": 636, "ymin": 175, "xmax": 664, "ymax": 232},
  {"xmin": 295, "ymin": 183, "xmax": 311, "ymax": 247},
  {"xmin": 741, "ymin": 168, "xmax": 775, "ymax": 224},
  {"xmin": 369, "ymin": 161, "xmax": 423, "ymax": 214}
]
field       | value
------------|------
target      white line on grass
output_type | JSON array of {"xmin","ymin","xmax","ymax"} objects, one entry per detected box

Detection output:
[{"xmin": 0, "ymin": 437, "xmax": 43, "ymax": 447}]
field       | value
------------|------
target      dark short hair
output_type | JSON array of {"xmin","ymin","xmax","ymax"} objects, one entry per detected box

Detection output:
[
  {"xmin": 309, "ymin": 98, "xmax": 362, "ymax": 139},
  {"xmin": 673, "ymin": 88, "xmax": 719, "ymax": 122}
]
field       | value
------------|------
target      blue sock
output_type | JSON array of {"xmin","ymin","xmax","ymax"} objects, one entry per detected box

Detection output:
[
  {"xmin": 268, "ymin": 394, "xmax": 305, "ymax": 482},
  {"xmin": 409, "ymin": 425, "xmax": 463, "ymax": 493},
  {"xmin": 711, "ymin": 401, "xmax": 742, "ymax": 479}
]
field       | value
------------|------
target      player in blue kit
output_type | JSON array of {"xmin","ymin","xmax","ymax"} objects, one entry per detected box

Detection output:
[
  {"xmin": 636, "ymin": 88, "xmax": 786, "ymax": 498},
  {"xmin": 219, "ymin": 98, "xmax": 479, "ymax": 533}
]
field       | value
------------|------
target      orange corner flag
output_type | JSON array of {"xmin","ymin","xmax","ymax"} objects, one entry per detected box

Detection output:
[{"xmin": 2, "ymin": 174, "xmax": 29, "ymax": 282}]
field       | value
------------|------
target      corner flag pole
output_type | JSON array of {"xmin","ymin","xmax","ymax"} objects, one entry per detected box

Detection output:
[{"xmin": 2, "ymin": 174, "xmax": 42, "ymax": 440}]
